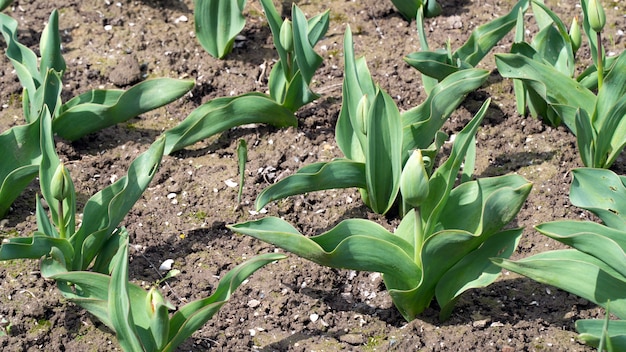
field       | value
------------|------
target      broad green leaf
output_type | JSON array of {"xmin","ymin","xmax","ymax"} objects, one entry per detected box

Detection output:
[
  {"xmin": 255, "ymin": 159, "xmax": 366, "ymax": 211},
  {"xmin": 406, "ymin": 0, "xmax": 527, "ymax": 80},
  {"xmin": 437, "ymin": 175, "xmax": 531, "ymax": 235},
  {"xmin": 577, "ymin": 319, "xmax": 626, "ymax": 351},
  {"xmin": 404, "ymin": 51, "xmax": 471, "ymax": 81},
  {"xmin": 390, "ymin": 0, "xmax": 423, "ymax": 20},
  {"xmin": 0, "ymin": 0, "xmax": 13, "ymax": 11},
  {"xmin": 164, "ymin": 253, "xmax": 285, "ymax": 352},
  {"xmin": 0, "ymin": 232, "xmax": 74, "ymax": 263},
  {"xmin": 365, "ymin": 90, "xmax": 402, "ymax": 214},
  {"xmin": 291, "ymin": 4, "xmax": 325, "ymax": 84},
  {"xmin": 0, "ymin": 12, "xmax": 40, "ymax": 104},
  {"xmin": 493, "ymin": 250, "xmax": 626, "ymax": 319},
  {"xmin": 414, "ymin": 7, "xmax": 438, "ymax": 93},
  {"xmin": 535, "ymin": 221, "xmax": 626, "ymax": 278},
  {"xmin": 336, "ymin": 26, "xmax": 376, "ymax": 161},
  {"xmin": 45, "ymin": 269, "xmax": 152, "ymax": 334},
  {"xmin": 39, "ymin": 104, "xmax": 76, "ymax": 238},
  {"xmin": 259, "ymin": 0, "xmax": 288, "ymax": 77},
  {"xmin": 401, "ymin": 69, "xmax": 488, "ymax": 158},
  {"xmin": 596, "ymin": 93, "xmax": 626, "ymax": 168},
  {"xmin": 228, "ymin": 217, "xmax": 419, "ymax": 289},
  {"xmin": 281, "ymin": 70, "xmax": 319, "ymax": 112},
  {"xmin": 54, "ymin": 78, "xmax": 193, "ymax": 141},
  {"xmin": 575, "ymin": 109, "xmax": 595, "ymax": 166},
  {"xmin": 437, "ymin": 228, "xmax": 522, "ymax": 320},
  {"xmin": 0, "ymin": 120, "xmax": 40, "ymax": 217},
  {"xmin": 455, "ymin": 0, "xmax": 528, "ymax": 66},
  {"xmin": 421, "ymin": 99, "xmax": 489, "ymax": 234},
  {"xmin": 194, "ymin": 0, "xmax": 246, "ymax": 59},
  {"xmin": 569, "ymin": 168, "xmax": 626, "ymax": 228},
  {"xmin": 109, "ymin": 234, "xmax": 145, "ymax": 352},
  {"xmin": 70, "ymin": 137, "xmax": 165, "ymax": 270},
  {"xmin": 495, "ymin": 53, "xmax": 596, "ymax": 132},
  {"xmin": 162, "ymin": 92, "xmax": 296, "ymax": 155},
  {"xmin": 39, "ymin": 10, "xmax": 65, "ymax": 76},
  {"xmin": 529, "ymin": 0, "xmax": 575, "ymax": 76}
]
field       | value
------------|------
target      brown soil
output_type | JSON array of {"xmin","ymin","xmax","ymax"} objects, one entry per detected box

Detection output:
[{"xmin": 1, "ymin": 0, "xmax": 624, "ymax": 351}]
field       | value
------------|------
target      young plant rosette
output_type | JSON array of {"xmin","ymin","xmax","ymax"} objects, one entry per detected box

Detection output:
[{"xmin": 230, "ymin": 111, "xmax": 532, "ymax": 321}]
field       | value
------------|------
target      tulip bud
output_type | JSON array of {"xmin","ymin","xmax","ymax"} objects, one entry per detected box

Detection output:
[
  {"xmin": 146, "ymin": 286, "xmax": 169, "ymax": 349},
  {"xmin": 424, "ymin": 0, "xmax": 442, "ymax": 18},
  {"xmin": 279, "ymin": 19, "xmax": 293, "ymax": 52},
  {"xmin": 356, "ymin": 95, "xmax": 369, "ymax": 135},
  {"xmin": 587, "ymin": 0, "xmax": 606, "ymax": 32},
  {"xmin": 569, "ymin": 16, "xmax": 582, "ymax": 54},
  {"xmin": 400, "ymin": 150, "xmax": 430, "ymax": 208},
  {"xmin": 50, "ymin": 163, "xmax": 71, "ymax": 201}
]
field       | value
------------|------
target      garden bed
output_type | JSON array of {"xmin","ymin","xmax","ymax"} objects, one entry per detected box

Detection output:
[{"xmin": 1, "ymin": 0, "xmax": 624, "ymax": 350}]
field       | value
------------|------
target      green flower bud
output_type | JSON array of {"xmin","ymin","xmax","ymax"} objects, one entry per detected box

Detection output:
[
  {"xmin": 400, "ymin": 150, "xmax": 430, "ymax": 208},
  {"xmin": 569, "ymin": 16, "xmax": 582, "ymax": 53},
  {"xmin": 50, "ymin": 163, "xmax": 71, "ymax": 201},
  {"xmin": 146, "ymin": 286, "xmax": 169, "ymax": 349},
  {"xmin": 279, "ymin": 19, "xmax": 293, "ymax": 52},
  {"xmin": 356, "ymin": 95, "xmax": 369, "ymax": 135},
  {"xmin": 424, "ymin": 0, "xmax": 442, "ymax": 18},
  {"xmin": 587, "ymin": 0, "xmax": 606, "ymax": 32}
]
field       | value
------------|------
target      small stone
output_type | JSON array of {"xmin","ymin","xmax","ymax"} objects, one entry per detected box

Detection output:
[
  {"xmin": 159, "ymin": 259, "xmax": 174, "ymax": 271},
  {"xmin": 339, "ymin": 333, "xmax": 365, "ymax": 345},
  {"xmin": 247, "ymin": 299, "xmax": 261, "ymax": 308},
  {"xmin": 109, "ymin": 54, "xmax": 142, "ymax": 86},
  {"xmin": 309, "ymin": 313, "xmax": 319, "ymax": 322},
  {"xmin": 167, "ymin": 193, "xmax": 177, "ymax": 199},
  {"xmin": 472, "ymin": 318, "xmax": 491, "ymax": 329}
]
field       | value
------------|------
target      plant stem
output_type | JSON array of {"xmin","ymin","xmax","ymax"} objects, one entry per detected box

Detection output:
[
  {"xmin": 413, "ymin": 208, "xmax": 424, "ymax": 265},
  {"xmin": 58, "ymin": 200, "xmax": 66, "ymax": 239},
  {"xmin": 597, "ymin": 31, "xmax": 604, "ymax": 90}
]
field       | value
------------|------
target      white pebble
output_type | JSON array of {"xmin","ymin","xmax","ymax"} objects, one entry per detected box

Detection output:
[{"xmin": 159, "ymin": 259, "xmax": 174, "ymax": 271}]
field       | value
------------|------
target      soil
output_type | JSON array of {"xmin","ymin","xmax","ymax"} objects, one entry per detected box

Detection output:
[{"xmin": 0, "ymin": 0, "xmax": 625, "ymax": 351}]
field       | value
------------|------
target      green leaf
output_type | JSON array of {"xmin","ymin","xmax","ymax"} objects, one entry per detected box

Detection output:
[
  {"xmin": 0, "ymin": 232, "xmax": 74, "ymax": 263},
  {"xmin": 437, "ymin": 228, "xmax": 522, "ymax": 320},
  {"xmin": 70, "ymin": 137, "xmax": 165, "ymax": 271},
  {"xmin": 0, "ymin": 12, "xmax": 40, "ymax": 104},
  {"xmin": 421, "ymin": 99, "xmax": 489, "ymax": 234},
  {"xmin": 437, "ymin": 175, "xmax": 532, "ymax": 235},
  {"xmin": 495, "ymin": 53, "xmax": 596, "ymax": 132},
  {"xmin": 39, "ymin": 10, "xmax": 66, "ymax": 76},
  {"xmin": 163, "ymin": 92, "xmax": 297, "ymax": 155},
  {"xmin": 390, "ymin": 0, "xmax": 423, "ymax": 20},
  {"xmin": 364, "ymin": 90, "xmax": 403, "ymax": 214},
  {"xmin": 54, "ymin": 78, "xmax": 193, "ymax": 141},
  {"xmin": 577, "ymin": 319, "xmax": 626, "ymax": 351},
  {"xmin": 291, "ymin": 4, "xmax": 325, "ymax": 84},
  {"xmin": 39, "ymin": 102, "xmax": 76, "ymax": 239},
  {"xmin": 0, "ymin": 0, "xmax": 13, "ymax": 11},
  {"xmin": 535, "ymin": 221, "xmax": 626, "ymax": 278},
  {"xmin": 255, "ymin": 159, "xmax": 366, "ymax": 211},
  {"xmin": 109, "ymin": 233, "xmax": 145, "ymax": 352},
  {"xmin": 194, "ymin": 0, "xmax": 247, "ymax": 59},
  {"xmin": 228, "ymin": 218, "xmax": 419, "ymax": 289},
  {"xmin": 494, "ymin": 250, "xmax": 626, "ymax": 319},
  {"xmin": 401, "ymin": 69, "xmax": 488, "ymax": 157},
  {"xmin": 336, "ymin": 26, "xmax": 376, "ymax": 162},
  {"xmin": 455, "ymin": 0, "xmax": 528, "ymax": 66},
  {"xmin": 164, "ymin": 253, "xmax": 285, "ymax": 352},
  {"xmin": 569, "ymin": 168, "xmax": 626, "ymax": 228},
  {"xmin": 237, "ymin": 139, "xmax": 247, "ymax": 204},
  {"xmin": 0, "ymin": 121, "xmax": 40, "ymax": 217},
  {"xmin": 260, "ymin": 0, "xmax": 288, "ymax": 78}
]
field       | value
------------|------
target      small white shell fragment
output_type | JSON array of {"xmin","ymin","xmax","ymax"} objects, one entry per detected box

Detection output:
[
  {"xmin": 224, "ymin": 179, "xmax": 238, "ymax": 188},
  {"xmin": 310, "ymin": 313, "xmax": 319, "ymax": 322},
  {"xmin": 167, "ymin": 193, "xmax": 177, "ymax": 199},
  {"xmin": 159, "ymin": 259, "xmax": 174, "ymax": 271}
]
